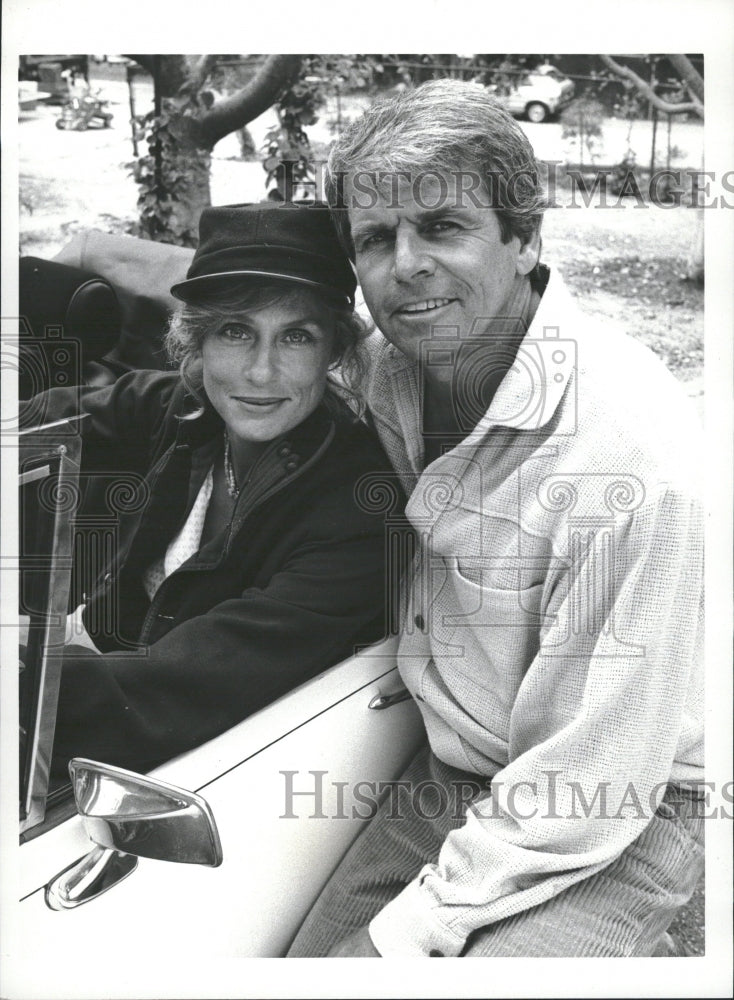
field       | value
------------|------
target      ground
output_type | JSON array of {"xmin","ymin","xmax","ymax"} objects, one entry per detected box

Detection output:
[
  {"xmin": 543, "ymin": 188, "xmax": 704, "ymax": 403},
  {"xmin": 16, "ymin": 72, "xmax": 705, "ymax": 954}
]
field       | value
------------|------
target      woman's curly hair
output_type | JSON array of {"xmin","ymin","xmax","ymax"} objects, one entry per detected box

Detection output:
[{"xmin": 165, "ymin": 280, "xmax": 372, "ymax": 418}]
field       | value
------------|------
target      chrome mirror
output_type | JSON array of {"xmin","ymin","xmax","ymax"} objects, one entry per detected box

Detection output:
[{"xmin": 69, "ymin": 759, "xmax": 223, "ymax": 867}]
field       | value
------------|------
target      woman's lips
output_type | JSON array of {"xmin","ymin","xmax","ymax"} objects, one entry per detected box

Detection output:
[{"xmin": 233, "ymin": 396, "xmax": 287, "ymax": 409}]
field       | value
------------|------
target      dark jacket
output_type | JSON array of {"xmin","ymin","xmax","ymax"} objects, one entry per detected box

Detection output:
[{"xmin": 21, "ymin": 371, "xmax": 399, "ymax": 776}]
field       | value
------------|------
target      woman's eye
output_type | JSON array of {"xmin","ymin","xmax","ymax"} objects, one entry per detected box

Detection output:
[
  {"xmin": 219, "ymin": 324, "xmax": 251, "ymax": 341},
  {"xmin": 283, "ymin": 329, "xmax": 315, "ymax": 345}
]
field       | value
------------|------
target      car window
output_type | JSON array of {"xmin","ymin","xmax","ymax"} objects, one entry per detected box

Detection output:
[
  {"xmin": 19, "ymin": 419, "xmax": 85, "ymax": 835},
  {"xmin": 535, "ymin": 66, "xmax": 565, "ymax": 83}
]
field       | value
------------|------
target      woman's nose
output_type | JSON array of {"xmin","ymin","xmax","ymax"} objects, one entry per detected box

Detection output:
[
  {"xmin": 392, "ymin": 229, "xmax": 434, "ymax": 283},
  {"xmin": 245, "ymin": 341, "xmax": 276, "ymax": 384}
]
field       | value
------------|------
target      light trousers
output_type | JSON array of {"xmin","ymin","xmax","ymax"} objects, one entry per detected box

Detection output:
[{"xmin": 287, "ymin": 744, "xmax": 705, "ymax": 957}]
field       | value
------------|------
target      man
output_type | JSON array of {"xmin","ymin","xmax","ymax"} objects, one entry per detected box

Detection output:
[{"xmin": 287, "ymin": 80, "xmax": 704, "ymax": 957}]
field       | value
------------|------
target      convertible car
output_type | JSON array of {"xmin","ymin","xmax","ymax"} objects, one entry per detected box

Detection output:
[{"xmin": 12, "ymin": 232, "xmax": 426, "ymax": 989}]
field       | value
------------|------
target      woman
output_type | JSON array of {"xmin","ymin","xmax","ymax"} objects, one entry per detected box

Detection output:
[{"xmin": 21, "ymin": 202, "xmax": 396, "ymax": 779}]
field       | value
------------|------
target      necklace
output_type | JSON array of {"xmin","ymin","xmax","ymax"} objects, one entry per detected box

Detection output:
[{"xmin": 223, "ymin": 430, "xmax": 239, "ymax": 499}]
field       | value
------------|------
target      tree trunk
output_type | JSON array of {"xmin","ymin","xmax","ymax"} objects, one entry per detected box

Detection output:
[
  {"xmin": 129, "ymin": 55, "xmax": 302, "ymax": 246},
  {"xmin": 600, "ymin": 54, "xmax": 705, "ymax": 286},
  {"xmin": 130, "ymin": 55, "xmax": 211, "ymax": 245},
  {"xmin": 667, "ymin": 55, "xmax": 704, "ymax": 103},
  {"xmin": 688, "ymin": 209, "xmax": 704, "ymax": 286},
  {"xmin": 687, "ymin": 156, "xmax": 705, "ymax": 286}
]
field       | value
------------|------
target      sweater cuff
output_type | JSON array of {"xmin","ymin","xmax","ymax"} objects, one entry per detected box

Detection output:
[{"xmin": 368, "ymin": 878, "xmax": 467, "ymax": 957}]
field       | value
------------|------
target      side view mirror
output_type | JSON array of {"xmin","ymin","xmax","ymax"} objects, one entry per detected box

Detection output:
[
  {"xmin": 46, "ymin": 760, "xmax": 222, "ymax": 911},
  {"xmin": 69, "ymin": 758, "xmax": 223, "ymax": 867}
]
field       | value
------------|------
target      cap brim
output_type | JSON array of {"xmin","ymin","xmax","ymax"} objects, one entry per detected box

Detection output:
[{"xmin": 170, "ymin": 269, "xmax": 352, "ymax": 306}]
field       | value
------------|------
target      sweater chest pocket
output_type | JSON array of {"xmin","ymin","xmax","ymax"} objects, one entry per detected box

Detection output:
[{"xmin": 436, "ymin": 564, "xmax": 546, "ymax": 700}]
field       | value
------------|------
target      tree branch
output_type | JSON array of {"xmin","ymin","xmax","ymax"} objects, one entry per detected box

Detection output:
[
  {"xmin": 125, "ymin": 54, "xmax": 156, "ymax": 76},
  {"xmin": 188, "ymin": 54, "xmax": 218, "ymax": 94},
  {"xmin": 667, "ymin": 54, "xmax": 704, "ymax": 103},
  {"xmin": 197, "ymin": 54, "xmax": 303, "ymax": 147},
  {"xmin": 124, "ymin": 54, "xmax": 191, "ymax": 95},
  {"xmin": 600, "ymin": 54, "xmax": 703, "ymax": 119}
]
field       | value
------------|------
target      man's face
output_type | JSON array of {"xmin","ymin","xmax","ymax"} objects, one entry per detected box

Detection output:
[{"xmin": 347, "ymin": 171, "xmax": 537, "ymax": 365}]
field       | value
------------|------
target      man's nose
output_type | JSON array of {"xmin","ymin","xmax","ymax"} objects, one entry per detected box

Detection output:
[{"xmin": 392, "ymin": 229, "xmax": 434, "ymax": 283}]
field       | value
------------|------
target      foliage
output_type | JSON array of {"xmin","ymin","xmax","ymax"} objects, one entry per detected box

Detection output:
[
  {"xmin": 129, "ymin": 99, "xmax": 210, "ymax": 246},
  {"xmin": 263, "ymin": 69, "xmax": 326, "ymax": 200},
  {"xmin": 599, "ymin": 54, "xmax": 703, "ymax": 120},
  {"xmin": 612, "ymin": 85, "xmax": 645, "ymax": 137},
  {"xmin": 596, "ymin": 53, "xmax": 704, "ymax": 284},
  {"xmin": 560, "ymin": 98, "xmax": 606, "ymax": 166},
  {"xmin": 127, "ymin": 54, "xmax": 553, "ymax": 237},
  {"xmin": 237, "ymin": 127, "xmax": 257, "ymax": 160},
  {"xmin": 126, "ymin": 54, "xmax": 302, "ymax": 243},
  {"xmin": 365, "ymin": 54, "xmax": 537, "ymax": 89},
  {"xmin": 608, "ymin": 151, "xmax": 641, "ymax": 198},
  {"xmin": 260, "ymin": 54, "xmax": 538, "ymax": 199},
  {"xmin": 472, "ymin": 55, "xmax": 540, "ymax": 90},
  {"xmin": 263, "ymin": 55, "xmax": 376, "ymax": 200}
]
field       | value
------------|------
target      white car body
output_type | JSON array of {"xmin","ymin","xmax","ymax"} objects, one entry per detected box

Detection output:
[
  {"xmin": 489, "ymin": 64, "xmax": 575, "ymax": 122},
  {"xmin": 15, "ymin": 637, "xmax": 424, "ymax": 985}
]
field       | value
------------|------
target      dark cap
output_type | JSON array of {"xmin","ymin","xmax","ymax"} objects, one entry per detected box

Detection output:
[{"xmin": 170, "ymin": 202, "xmax": 356, "ymax": 307}]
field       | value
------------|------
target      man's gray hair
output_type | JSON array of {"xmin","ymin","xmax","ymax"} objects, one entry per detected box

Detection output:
[{"xmin": 326, "ymin": 79, "xmax": 547, "ymax": 256}]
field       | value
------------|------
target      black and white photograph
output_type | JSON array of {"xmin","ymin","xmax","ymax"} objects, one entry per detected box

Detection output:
[{"xmin": 2, "ymin": 2, "xmax": 732, "ymax": 997}]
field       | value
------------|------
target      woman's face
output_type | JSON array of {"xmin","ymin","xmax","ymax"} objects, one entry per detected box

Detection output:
[{"xmin": 201, "ymin": 294, "xmax": 337, "ymax": 445}]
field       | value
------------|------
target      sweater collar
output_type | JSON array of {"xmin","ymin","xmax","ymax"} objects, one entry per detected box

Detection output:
[
  {"xmin": 378, "ymin": 265, "xmax": 575, "ymax": 435},
  {"xmin": 477, "ymin": 265, "xmax": 574, "ymax": 432}
]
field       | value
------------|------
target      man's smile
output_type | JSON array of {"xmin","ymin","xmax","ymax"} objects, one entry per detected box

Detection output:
[{"xmin": 394, "ymin": 297, "xmax": 456, "ymax": 316}]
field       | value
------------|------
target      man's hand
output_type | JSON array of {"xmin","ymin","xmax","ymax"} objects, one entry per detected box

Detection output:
[{"xmin": 327, "ymin": 927, "xmax": 381, "ymax": 957}]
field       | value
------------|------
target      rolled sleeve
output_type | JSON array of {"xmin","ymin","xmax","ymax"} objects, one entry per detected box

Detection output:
[{"xmin": 370, "ymin": 879, "xmax": 467, "ymax": 957}]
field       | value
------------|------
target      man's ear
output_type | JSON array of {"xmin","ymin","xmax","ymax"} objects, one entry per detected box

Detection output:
[{"xmin": 516, "ymin": 231, "xmax": 541, "ymax": 276}]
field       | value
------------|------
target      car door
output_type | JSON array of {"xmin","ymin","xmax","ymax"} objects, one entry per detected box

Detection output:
[
  {"xmin": 504, "ymin": 78, "xmax": 527, "ymax": 115},
  {"xmin": 18, "ymin": 639, "xmax": 424, "ymax": 964},
  {"xmin": 11, "ymin": 421, "xmax": 426, "ymax": 991}
]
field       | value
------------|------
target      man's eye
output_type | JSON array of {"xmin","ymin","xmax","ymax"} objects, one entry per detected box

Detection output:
[
  {"xmin": 283, "ymin": 329, "xmax": 314, "ymax": 345},
  {"xmin": 358, "ymin": 231, "xmax": 390, "ymax": 251},
  {"xmin": 426, "ymin": 220, "xmax": 460, "ymax": 235}
]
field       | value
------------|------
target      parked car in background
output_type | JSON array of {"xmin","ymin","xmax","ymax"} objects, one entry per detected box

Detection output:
[{"xmin": 488, "ymin": 63, "xmax": 575, "ymax": 122}]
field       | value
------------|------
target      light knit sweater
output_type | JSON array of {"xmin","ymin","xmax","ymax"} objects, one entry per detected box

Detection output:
[{"xmin": 367, "ymin": 267, "xmax": 704, "ymax": 957}]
